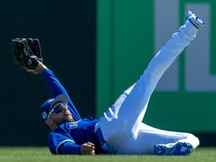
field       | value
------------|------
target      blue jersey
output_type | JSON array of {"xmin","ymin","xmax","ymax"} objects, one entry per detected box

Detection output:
[{"xmin": 41, "ymin": 68, "xmax": 111, "ymax": 154}]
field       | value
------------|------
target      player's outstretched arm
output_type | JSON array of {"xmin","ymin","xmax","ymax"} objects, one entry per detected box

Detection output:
[
  {"xmin": 12, "ymin": 38, "xmax": 81, "ymax": 120},
  {"xmin": 38, "ymin": 62, "xmax": 81, "ymax": 120}
]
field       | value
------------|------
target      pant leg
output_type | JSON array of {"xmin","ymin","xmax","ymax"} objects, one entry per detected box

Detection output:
[
  {"xmin": 116, "ymin": 20, "xmax": 199, "ymax": 133},
  {"xmin": 97, "ymin": 20, "xmax": 199, "ymax": 147},
  {"xmin": 117, "ymin": 123, "xmax": 199, "ymax": 154}
]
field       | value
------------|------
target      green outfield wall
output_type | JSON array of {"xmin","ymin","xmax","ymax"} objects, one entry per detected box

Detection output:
[{"xmin": 97, "ymin": 0, "xmax": 216, "ymax": 133}]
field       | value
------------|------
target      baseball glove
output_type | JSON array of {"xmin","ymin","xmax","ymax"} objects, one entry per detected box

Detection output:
[{"xmin": 12, "ymin": 38, "xmax": 43, "ymax": 70}]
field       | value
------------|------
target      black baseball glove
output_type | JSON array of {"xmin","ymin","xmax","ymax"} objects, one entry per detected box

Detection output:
[{"xmin": 12, "ymin": 38, "xmax": 43, "ymax": 70}]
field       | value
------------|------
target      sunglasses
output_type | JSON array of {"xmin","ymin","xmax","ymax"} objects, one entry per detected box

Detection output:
[
  {"xmin": 47, "ymin": 103, "xmax": 67, "ymax": 119},
  {"xmin": 53, "ymin": 103, "xmax": 66, "ymax": 113}
]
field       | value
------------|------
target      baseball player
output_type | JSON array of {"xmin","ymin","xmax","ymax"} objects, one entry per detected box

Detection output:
[{"xmin": 12, "ymin": 11, "xmax": 204, "ymax": 155}]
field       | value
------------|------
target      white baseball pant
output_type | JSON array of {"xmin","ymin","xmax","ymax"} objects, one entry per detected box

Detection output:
[{"xmin": 97, "ymin": 19, "xmax": 200, "ymax": 154}]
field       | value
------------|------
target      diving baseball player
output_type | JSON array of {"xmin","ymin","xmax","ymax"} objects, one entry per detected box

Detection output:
[{"xmin": 12, "ymin": 11, "xmax": 204, "ymax": 155}]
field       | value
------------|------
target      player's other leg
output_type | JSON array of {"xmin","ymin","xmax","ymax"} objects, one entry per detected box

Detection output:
[
  {"xmin": 119, "ymin": 123, "xmax": 199, "ymax": 155},
  {"xmin": 154, "ymin": 136, "xmax": 199, "ymax": 155}
]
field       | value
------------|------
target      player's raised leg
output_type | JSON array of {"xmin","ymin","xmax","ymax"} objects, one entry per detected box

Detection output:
[
  {"xmin": 97, "ymin": 12, "xmax": 204, "ymax": 153},
  {"xmin": 116, "ymin": 11, "xmax": 204, "ymax": 133},
  {"xmin": 97, "ymin": 12, "xmax": 204, "ymax": 151}
]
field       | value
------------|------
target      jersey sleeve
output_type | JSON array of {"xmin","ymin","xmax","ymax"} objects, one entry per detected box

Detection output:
[
  {"xmin": 41, "ymin": 68, "xmax": 81, "ymax": 120},
  {"xmin": 58, "ymin": 141, "xmax": 81, "ymax": 154},
  {"xmin": 48, "ymin": 132, "xmax": 81, "ymax": 154},
  {"xmin": 41, "ymin": 68, "xmax": 71, "ymax": 98}
]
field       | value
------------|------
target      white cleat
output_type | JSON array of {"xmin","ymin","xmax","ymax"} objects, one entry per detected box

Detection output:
[{"xmin": 187, "ymin": 10, "xmax": 204, "ymax": 29}]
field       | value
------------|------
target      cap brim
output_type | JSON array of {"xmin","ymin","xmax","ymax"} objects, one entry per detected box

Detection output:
[{"xmin": 50, "ymin": 95, "xmax": 68, "ymax": 109}]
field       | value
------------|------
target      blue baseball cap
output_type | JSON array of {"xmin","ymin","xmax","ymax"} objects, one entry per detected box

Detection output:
[{"xmin": 40, "ymin": 94, "xmax": 68, "ymax": 121}]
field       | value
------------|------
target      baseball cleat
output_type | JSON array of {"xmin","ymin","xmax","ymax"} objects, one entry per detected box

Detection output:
[
  {"xmin": 154, "ymin": 142, "xmax": 193, "ymax": 155},
  {"xmin": 187, "ymin": 10, "xmax": 204, "ymax": 29}
]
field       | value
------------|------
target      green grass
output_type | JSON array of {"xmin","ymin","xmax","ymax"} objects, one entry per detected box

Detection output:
[{"xmin": 0, "ymin": 147, "xmax": 215, "ymax": 162}]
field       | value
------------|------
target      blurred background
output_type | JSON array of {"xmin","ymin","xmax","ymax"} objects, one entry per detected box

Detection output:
[{"xmin": 1, "ymin": 0, "xmax": 215, "ymax": 147}]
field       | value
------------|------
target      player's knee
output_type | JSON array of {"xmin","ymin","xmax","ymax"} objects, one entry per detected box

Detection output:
[
  {"xmin": 190, "ymin": 134, "xmax": 200, "ymax": 148},
  {"xmin": 185, "ymin": 133, "xmax": 200, "ymax": 148}
]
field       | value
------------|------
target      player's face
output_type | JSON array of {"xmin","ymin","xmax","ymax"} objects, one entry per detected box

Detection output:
[
  {"xmin": 46, "ymin": 103, "xmax": 74, "ymax": 129},
  {"xmin": 52, "ymin": 103, "xmax": 74, "ymax": 122}
]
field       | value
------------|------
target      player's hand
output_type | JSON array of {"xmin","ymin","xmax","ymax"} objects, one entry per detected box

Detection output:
[
  {"xmin": 25, "ymin": 61, "xmax": 47, "ymax": 75},
  {"xmin": 80, "ymin": 142, "xmax": 96, "ymax": 155}
]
